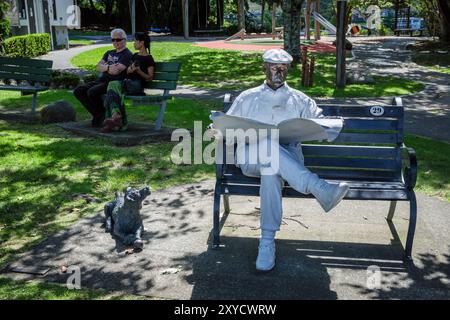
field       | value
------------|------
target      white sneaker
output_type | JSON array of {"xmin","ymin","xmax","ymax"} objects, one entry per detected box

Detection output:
[
  {"xmin": 256, "ymin": 241, "xmax": 276, "ymax": 271},
  {"xmin": 312, "ymin": 180, "xmax": 350, "ymax": 213}
]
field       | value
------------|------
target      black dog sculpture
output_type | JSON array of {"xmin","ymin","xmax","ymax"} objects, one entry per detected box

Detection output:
[{"xmin": 104, "ymin": 186, "xmax": 151, "ymax": 249}]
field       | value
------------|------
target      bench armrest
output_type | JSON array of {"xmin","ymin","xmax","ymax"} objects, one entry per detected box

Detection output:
[{"xmin": 401, "ymin": 146, "xmax": 417, "ymax": 190}]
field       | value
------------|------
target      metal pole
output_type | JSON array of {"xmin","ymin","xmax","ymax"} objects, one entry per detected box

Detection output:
[
  {"xmin": 182, "ymin": 0, "xmax": 189, "ymax": 39},
  {"xmin": 131, "ymin": 0, "xmax": 136, "ymax": 35},
  {"xmin": 336, "ymin": 0, "xmax": 346, "ymax": 88}
]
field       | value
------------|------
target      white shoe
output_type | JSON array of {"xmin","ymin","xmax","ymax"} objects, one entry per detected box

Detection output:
[
  {"xmin": 312, "ymin": 180, "xmax": 350, "ymax": 213},
  {"xmin": 256, "ymin": 241, "xmax": 276, "ymax": 271}
]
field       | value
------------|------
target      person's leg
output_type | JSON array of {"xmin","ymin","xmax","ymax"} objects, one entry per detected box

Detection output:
[
  {"xmin": 258, "ymin": 139, "xmax": 349, "ymax": 213},
  {"xmin": 238, "ymin": 145, "xmax": 283, "ymax": 271},
  {"xmin": 74, "ymin": 81, "xmax": 100, "ymax": 118},
  {"xmin": 86, "ymin": 81, "xmax": 109, "ymax": 126},
  {"xmin": 102, "ymin": 81, "xmax": 126, "ymax": 132}
]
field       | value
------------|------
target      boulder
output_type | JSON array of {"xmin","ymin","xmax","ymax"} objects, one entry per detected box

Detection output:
[
  {"xmin": 346, "ymin": 71, "xmax": 375, "ymax": 85},
  {"xmin": 41, "ymin": 100, "xmax": 76, "ymax": 124}
]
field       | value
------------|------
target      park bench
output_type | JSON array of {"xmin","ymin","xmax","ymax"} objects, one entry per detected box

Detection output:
[
  {"xmin": 394, "ymin": 28, "xmax": 424, "ymax": 37},
  {"xmin": 124, "ymin": 61, "xmax": 181, "ymax": 130},
  {"xmin": 0, "ymin": 57, "xmax": 53, "ymax": 114},
  {"xmin": 212, "ymin": 96, "xmax": 418, "ymax": 261}
]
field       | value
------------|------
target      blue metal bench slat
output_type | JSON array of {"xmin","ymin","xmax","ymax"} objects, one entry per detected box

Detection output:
[
  {"xmin": 302, "ymin": 145, "xmax": 398, "ymax": 158},
  {"xmin": 304, "ymin": 157, "xmax": 399, "ymax": 170},
  {"xmin": 343, "ymin": 118, "xmax": 399, "ymax": 130},
  {"xmin": 222, "ymin": 184, "xmax": 409, "ymax": 201},
  {"xmin": 333, "ymin": 132, "xmax": 401, "ymax": 144}
]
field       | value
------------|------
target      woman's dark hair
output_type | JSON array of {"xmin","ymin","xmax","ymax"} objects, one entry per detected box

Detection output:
[{"xmin": 134, "ymin": 32, "xmax": 151, "ymax": 52}]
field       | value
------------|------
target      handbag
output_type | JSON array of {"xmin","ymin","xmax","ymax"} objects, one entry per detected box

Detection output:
[{"xmin": 123, "ymin": 78, "xmax": 143, "ymax": 95}]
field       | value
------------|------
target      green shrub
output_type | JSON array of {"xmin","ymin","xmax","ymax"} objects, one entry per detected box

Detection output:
[
  {"xmin": 377, "ymin": 24, "xmax": 391, "ymax": 36},
  {"xmin": 82, "ymin": 73, "xmax": 98, "ymax": 83},
  {"xmin": 0, "ymin": 1, "xmax": 10, "ymax": 43},
  {"xmin": 3, "ymin": 33, "xmax": 51, "ymax": 58},
  {"xmin": 51, "ymin": 71, "xmax": 80, "ymax": 89}
]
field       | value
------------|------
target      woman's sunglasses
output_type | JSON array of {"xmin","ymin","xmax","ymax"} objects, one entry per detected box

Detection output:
[{"xmin": 111, "ymin": 38, "xmax": 124, "ymax": 42}]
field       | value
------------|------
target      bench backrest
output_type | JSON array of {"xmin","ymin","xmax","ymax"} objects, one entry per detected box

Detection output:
[
  {"xmin": 223, "ymin": 99, "xmax": 405, "ymax": 182},
  {"xmin": 0, "ymin": 57, "xmax": 53, "ymax": 85},
  {"xmin": 143, "ymin": 62, "xmax": 181, "ymax": 91}
]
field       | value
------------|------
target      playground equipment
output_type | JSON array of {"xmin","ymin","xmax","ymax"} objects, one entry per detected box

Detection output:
[
  {"xmin": 225, "ymin": 28, "xmax": 283, "ymax": 41},
  {"xmin": 225, "ymin": 2, "xmax": 283, "ymax": 41},
  {"xmin": 312, "ymin": 11, "xmax": 336, "ymax": 35}
]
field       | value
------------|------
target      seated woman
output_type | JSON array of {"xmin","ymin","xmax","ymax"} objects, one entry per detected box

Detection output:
[{"xmin": 101, "ymin": 32, "xmax": 156, "ymax": 133}]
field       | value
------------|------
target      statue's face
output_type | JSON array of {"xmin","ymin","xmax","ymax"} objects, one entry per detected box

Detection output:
[{"xmin": 264, "ymin": 63, "xmax": 289, "ymax": 90}]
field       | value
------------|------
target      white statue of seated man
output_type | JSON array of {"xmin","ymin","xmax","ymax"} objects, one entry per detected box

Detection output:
[{"xmin": 225, "ymin": 48, "xmax": 350, "ymax": 271}]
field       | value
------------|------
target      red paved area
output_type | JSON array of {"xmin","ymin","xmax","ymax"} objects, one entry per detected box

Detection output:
[{"xmin": 194, "ymin": 40, "xmax": 337, "ymax": 53}]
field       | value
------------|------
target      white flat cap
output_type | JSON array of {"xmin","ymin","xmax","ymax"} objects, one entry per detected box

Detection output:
[{"xmin": 263, "ymin": 49, "xmax": 293, "ymax": 64}]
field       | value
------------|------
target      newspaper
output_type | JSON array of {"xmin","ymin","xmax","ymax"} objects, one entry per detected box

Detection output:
[{"xmin": 210, "ymin": 111, "xmax": 343, "ymax": 143}]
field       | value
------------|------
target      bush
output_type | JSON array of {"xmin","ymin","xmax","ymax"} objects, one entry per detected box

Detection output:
[
  {"xmin": 82, "ymin": 73, "xmax": 98, "ymax": 83},
  {"xmin": 3, "ymin": 33, "xmax": 51, "ymax": 58},
  {"xmin": 0, "ymin": 1, "xmax": 10, "ymax": 42},
  {"xmin": 51, "ymin": 71, "xmax": 80, "ymax": 89},
  {"xmin": 377, "ymin": 24, "xmax": 391, "ymax": 36}
]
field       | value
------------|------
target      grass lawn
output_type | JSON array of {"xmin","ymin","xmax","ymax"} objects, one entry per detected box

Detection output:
[
  {"xmin": 0, "ymin": 90, "xmax": 218, "ymax": 268},
  {"xmin": 69, "ymin": 39, "xmax": 96, "ymax": 47},
  {"xmin": 412, "ymin": 52, "xmax": 450, "ymax": 74},
  {"xmin": 71, "ymin": 42, "xmax": 424, "ymax": 97},
  {"xmin": 0, "ymin": 276, "xmax": 151, "ymax": 300}
]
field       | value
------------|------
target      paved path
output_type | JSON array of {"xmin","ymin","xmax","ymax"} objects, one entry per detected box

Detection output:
[{"xmin": 3, "ymin": 180, "xmax": 449, "ymax": 299}]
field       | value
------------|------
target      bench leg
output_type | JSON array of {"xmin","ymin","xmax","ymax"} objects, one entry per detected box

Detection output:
[
  {"xmin": 155, "ymin": 101, "xmax": 167, "ymax": 131},
  {"xmin": 31, "ymin": 93, "xmax": 37, "ymax": 115},
  {"xmin": 223, "ymin": 194, "xmax": 230, "ymax": 214},
  {"xmin": 387, "ymin": 201, "xmax": 397, "ymax": 221},
  {"xmin": 212, "ymin": 182, "xmax": 221, "ymax": 249},
  {"xmin": 404, "ymin": 191, "xmax": 417, "ymax": 261}
]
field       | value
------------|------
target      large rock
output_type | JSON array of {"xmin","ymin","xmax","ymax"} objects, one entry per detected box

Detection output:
[
  {"xmin": 346, "ymin": 71, "xmax": 375, "ymax": 85},
  {"xmin": 41, "ymin": 100, "xmax": 76, "ymax": 124}
]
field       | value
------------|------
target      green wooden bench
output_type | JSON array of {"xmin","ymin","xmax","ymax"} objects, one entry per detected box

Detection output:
[
  {"xmin": 124, "ymin": 62, "xmax": 181, "ymax": 130},
  {"xmin": 0, "ymin": 57, "xmax": 53, "ymax": 114}
]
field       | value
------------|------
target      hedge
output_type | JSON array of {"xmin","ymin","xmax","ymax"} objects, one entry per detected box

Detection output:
[{"xmin": 3, "ymin": 33, "xmax": 51, "ymax": 58}]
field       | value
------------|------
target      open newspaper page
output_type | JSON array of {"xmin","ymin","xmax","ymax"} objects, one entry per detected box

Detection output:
[{"xmin": 210, "ymin": 111, "xmax": 344, "ymax": 143}]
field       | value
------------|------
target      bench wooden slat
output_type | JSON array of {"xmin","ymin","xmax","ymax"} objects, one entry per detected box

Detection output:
[
  {"xmin": 125, "ymin": 95, "xmax": 169, "ymax": 102},
  {"xmin": 154, "ymin": 62, "xmax": 181, "ymax": 72},
  {"xmin": 145, "ymin": 81, "xmax": 177, "ymax": 90},
  {"xmin": 302, "ymin": 145, "xmax": 398, "ymax": 158},
  {"xmin": 0, "ymin": 57, "xmax": 53, "ymax": 69},
  {"xmin": 0, "ymin": 85, "xmax": 49, "ymax": 92},
  {"xmin": 153, "ymin": 72, "xmax": 179, "ymax": 81},
  {"xmin": 0, "ymin": 72, "xmax": 51, "ymax": 83},
  {"xmin": 0, "ymin": 65, "xmax": 53, "ymax": 76}
]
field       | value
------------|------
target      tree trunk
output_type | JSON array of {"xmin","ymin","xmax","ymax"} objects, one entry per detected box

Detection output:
[
  {"xmin": 237, "ymin": 0, "xmax": 245, "ymax": 30},
  {"xmin": 261, "ymin": 0, "xmax": 265, "ymax": 27},
  {"xmin": 437, "ymin": 0, "xmax": 450, "ymax": 42},
  {"xmin": 305, "ymin": 0, "xmax": 311, "ymax": 40},
  {"xmin": 282, "ymin": 0, "xmax": 303, "ymax": 63}
]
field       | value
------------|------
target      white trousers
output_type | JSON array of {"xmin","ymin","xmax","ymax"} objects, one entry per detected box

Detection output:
[{"xmin": 236, "ymin": 140, "xmax": 319, "ymax": 232}]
